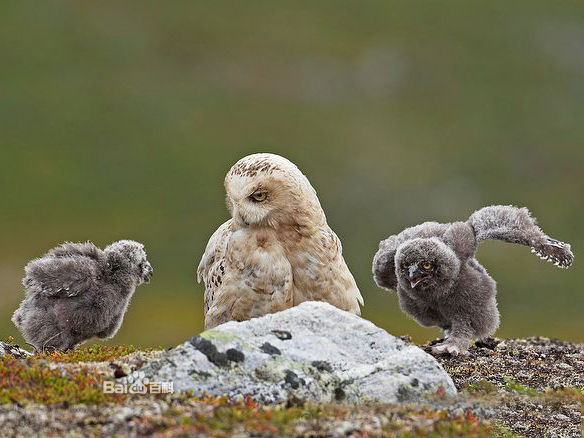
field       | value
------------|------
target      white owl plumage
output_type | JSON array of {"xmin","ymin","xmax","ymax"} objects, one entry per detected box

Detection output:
[{"xmin": 197, "ymin": 153, "xmax": 363, "ymax": 328}]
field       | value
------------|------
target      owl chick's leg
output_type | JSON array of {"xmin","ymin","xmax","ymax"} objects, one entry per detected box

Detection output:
[
  {"xmin": 431, "ymin": 320, "xmax": 472, "ymax": 356},
  {"xmin": 442, "ymin": 327, "xmax": 451, "ymax": 339}
]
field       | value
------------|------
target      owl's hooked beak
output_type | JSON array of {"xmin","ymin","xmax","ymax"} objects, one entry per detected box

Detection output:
[
  {"xmin": 142, "ymin": 262, "xmax": 153, "ymax": 283},
  {"xmin": 232, "ymin": 207, "xmax": 250, "ymax": 226},
  {"xmin": 408, "ymin": 265, "xmax": 429, "ymax": 289}
]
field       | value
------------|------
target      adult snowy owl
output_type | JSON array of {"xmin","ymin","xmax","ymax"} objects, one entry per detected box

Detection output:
[{"xmin": 197, "ymin": 153, "xmax": 363, "ymax": 328}]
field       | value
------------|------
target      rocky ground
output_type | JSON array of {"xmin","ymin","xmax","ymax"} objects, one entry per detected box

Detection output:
[
  {"xmin": 433, "ymin": 336, "xmax": 584, "ymax": 438},
  {"xmin": 1, "ymin": 303, "xmax": 582, "ymax": 438},
  {"xmin": 0, "ymin": 336, "xmax": 582, "ymax": 437}
]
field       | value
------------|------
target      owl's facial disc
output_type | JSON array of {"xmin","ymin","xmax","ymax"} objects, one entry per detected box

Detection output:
[
  {"xmin": 408, "ymin": 261, "xmax": 435, "ymax": 289},
  {"xmin": 226, "ymin": 173, "xmax": 293, "ymax": 227},
  {"xmin": 396, "ymin": 238, "xmax": 460, "ymax": 293},
  {"xmin": 228, "ymin": 187, "xmax": 274, "ymax": 226}
]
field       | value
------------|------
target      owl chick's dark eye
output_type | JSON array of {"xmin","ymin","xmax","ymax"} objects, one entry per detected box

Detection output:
[{"xmin": 250, "ymin": 191, "xmax": 268, "ymax": 202}]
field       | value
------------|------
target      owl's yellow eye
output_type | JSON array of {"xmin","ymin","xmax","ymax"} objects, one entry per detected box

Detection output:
[
  {"xmin": 250, "ymin": 191, "xmax": 268, "ymax": 202},
  {"xmin": 422, "ymin": 262, "xmax": 433, "ymax": 271}
]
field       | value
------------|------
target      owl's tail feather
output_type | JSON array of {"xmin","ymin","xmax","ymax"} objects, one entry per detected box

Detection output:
[{"xmin": 468, "ymin": 205, "xmax": 573, "ymax": 268}]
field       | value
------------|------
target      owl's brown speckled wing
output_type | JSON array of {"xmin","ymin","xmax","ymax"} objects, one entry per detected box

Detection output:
[
  {"xmin": 197, "ymin": 221, "xmax": 295, "ymax": 329},
  {"xmin": 289, "ymin": 227, "xmax": 363, "ymax": 314},
  {"xmin": 197, "ymin": 220, "xmax": 232, "ymax": 316}
]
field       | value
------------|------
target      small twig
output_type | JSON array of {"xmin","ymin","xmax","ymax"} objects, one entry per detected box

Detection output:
[
  {"xmin": 25, "ymin": 343, "xmax": 39, "ymax": 355},
  {"xmin": 42, "ymin": 331, "xmax": 63, "ymax": 354}
]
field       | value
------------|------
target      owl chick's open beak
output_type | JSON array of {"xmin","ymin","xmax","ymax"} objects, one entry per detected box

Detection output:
[
  {"xmin": 142, "ymin": 262, "xmax": 153, "ymax": 283},
  {"xmin": 408, "ymin": 265, "xmax": 429, "ymax": 289}
]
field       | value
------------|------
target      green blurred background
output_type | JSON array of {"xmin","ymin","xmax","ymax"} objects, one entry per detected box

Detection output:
[{"xmin": 1, "ymin": 1, "xmax": 582, "ymax": 348}]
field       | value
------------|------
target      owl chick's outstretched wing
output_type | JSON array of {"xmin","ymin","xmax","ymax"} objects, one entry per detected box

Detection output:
[
  {"xmin": 468, "ymin": 205, "xmax": 574, "ymax": 268},
  {"xmin": 23, "ymin": 254, "xmax": 100, "ymax": 298}
]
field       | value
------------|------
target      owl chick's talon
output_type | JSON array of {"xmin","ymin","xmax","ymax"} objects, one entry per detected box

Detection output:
[{"xmin": 431, "ymin": 343, "xmax": 469, "ymax": 357}]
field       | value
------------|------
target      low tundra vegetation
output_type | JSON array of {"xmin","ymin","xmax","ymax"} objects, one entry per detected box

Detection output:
[{"xmin": 0, "ymin": 355, "xmax": 123, "ymax": 405}]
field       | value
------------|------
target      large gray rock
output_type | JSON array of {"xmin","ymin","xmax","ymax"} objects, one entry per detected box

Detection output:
[{"xmin": 139, "ymin": 301, "xmax": 456, "ymax": 404}]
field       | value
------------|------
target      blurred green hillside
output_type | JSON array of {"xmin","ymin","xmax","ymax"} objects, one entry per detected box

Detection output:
[{"xmin": 1, "ymin": 1, "xmax": 582, "ymax": 348}]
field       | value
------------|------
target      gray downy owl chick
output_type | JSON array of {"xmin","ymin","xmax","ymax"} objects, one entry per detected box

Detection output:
[
  {"xmin": 12, "ymin": 240, "xmax": 153, "ymax": 352},
  {"xmin": 372, "ymin": 205, "xmax": 573, "ymax": 356}
]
